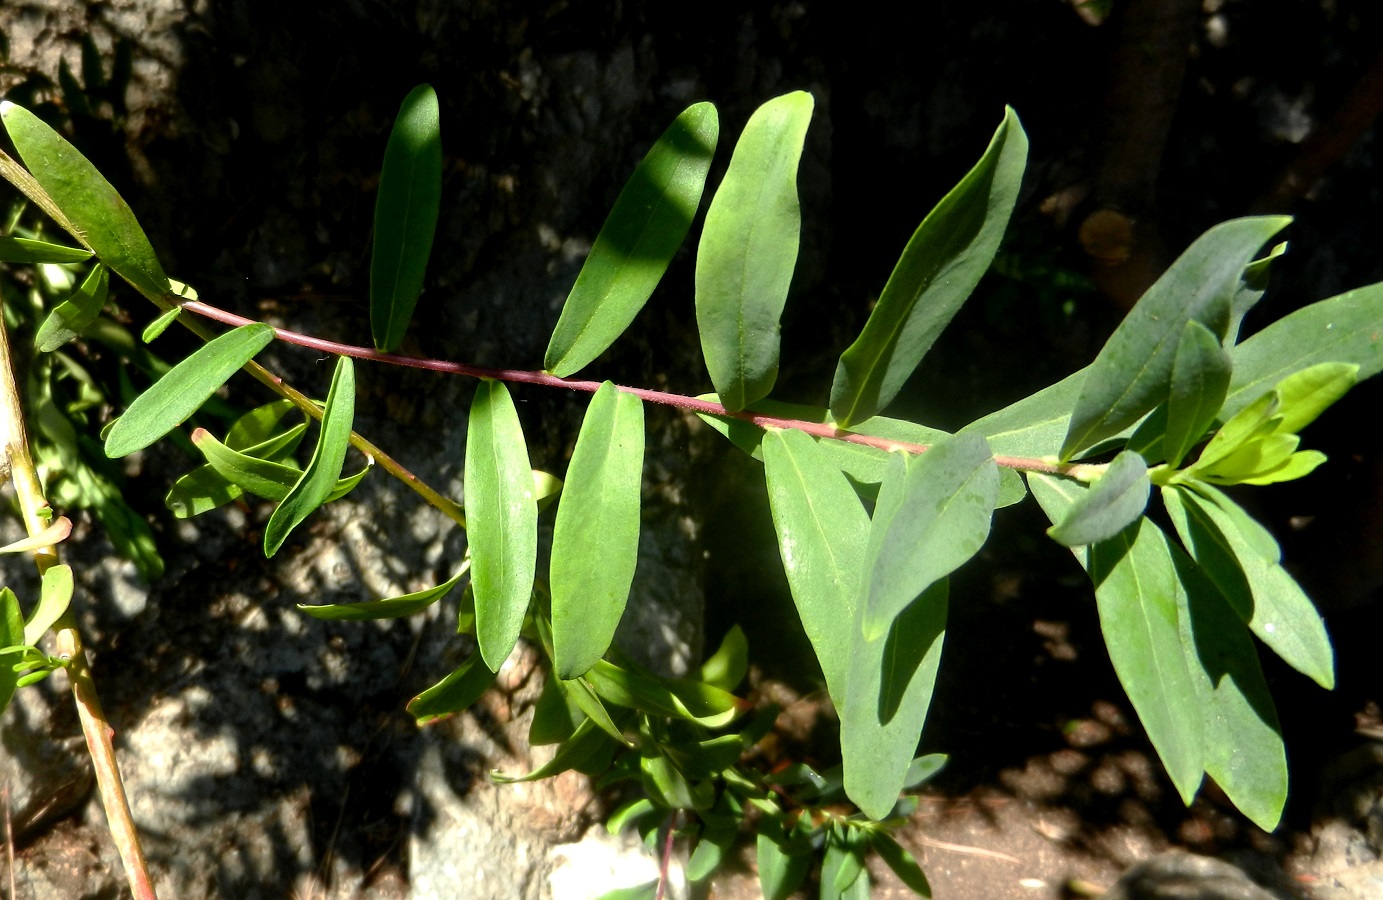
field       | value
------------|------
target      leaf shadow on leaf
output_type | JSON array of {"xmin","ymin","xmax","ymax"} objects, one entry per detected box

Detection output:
[{"xmin": 877, "ymin": 588, "xmax": 946, "ymax": 724}]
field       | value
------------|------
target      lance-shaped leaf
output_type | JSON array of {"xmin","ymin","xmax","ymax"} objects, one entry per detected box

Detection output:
[
  {"xmin": 104, "ymin": 323, "xmax": 275, "ymax": 457},
  {"xmin": 971, "ymin": 368, "xmax": 1086, "ymax": 458},
  {"xmin": 191, "ymin": 427, "xmax": 366, "ymax": 503},
  {"xmin": 1227, "ymin": 241, "xmax": 1287, "ymax": 345},
  {"xmin": 842, "ymin": 580, "xmax": 949, "ymax": 821},
  {"xmin": 142, "ymin": 306, "xmax": 181, "ymax": 343},
  {"xmin": 1, "ymin": 589, "xmax": 23, "ymax": 716},
  {"xmin": 299, "ymin": 565, "xmax": 468, "ymax": 621},
  {"xmin": 24, "ymin": 564, "xmax": 74, "ymax": 645},
  {"xmin": 406, "ymin": 651, "xmax": 497, "ymax": 725},
  {"xmin": 1164, "ymin": 484, "xmax": 1333, "ymax": 688},
  {"xmin": 370, "ymin": 84, "xmax": 442, "ymax": 352},
  {"xmin": 859, "ymin": 432, "xmax": 999, "ymax": 641},
  {"xmin": 695, "ymin": 91, "xmax": 813, "ymax": 411},
  {"xmin": 0, "ymin": 235, "xmax": 92, "ymax": 264},
  {"xmin": 551, "ymin": 383, "xmax": 645, "ymax": 678},
  {"xmin": 465, "ymin": 380, "xmax": 538, "ymax": 670},
  {"xmin": 35, "ymin": 263, "xmax": 108, "ymax": 352},
  {"xmin": 756, "ymin": 816, "xmax": 813, "ymax": 900},
  {"xmin": 492, "ymin": 719, "xmax": 615, "ymax": 784},
  {"xmin": 263, "ymin": 355, "xmax": 356, "ymax": 557},
  {"xmin": 1164, "ymin": 320, "xmax": 1233, "ymax": 467},
  {"xmin": 871, "ymin": 832, "xmax": 931, "ymax": 897},
  {"xmin": 546, "ymin": 103, "xmax": 719, "ymax": 376},
  {"xmin": 1271, "ymin": 362, "xmax": 1358, "ymax": 434},
  {"xmin": 1029, "ymin": 476, "xmax": 1205, "ymax": 803},
  {"xmin": 831, "ymin": 106, "xmax": 1029, "ymax": 427},
  {"xmin": 761, "ymin": 428, "xmax": 868, "ymax": 707},
  {"xmin": 1, "ymin": 100, "xmax": 169, "ymax": 299},
  {"xmin": 1046, "ymin": 451, "xmax": 1150, "ymax": 547},
  {"xmin": 1171, "ymin": 545, "xmax": 1287, "ymax": 831},
  {"xmin": 1225, "ymin": 283, "xmax": 1383, "ymax": 419},
  {"xmin": 584, "ymin": 659, "xmax": 744, "ymax": 729},
  {"xmin": 1061, "ymin": 217, "xmax": 1290, "ymax": 460}
]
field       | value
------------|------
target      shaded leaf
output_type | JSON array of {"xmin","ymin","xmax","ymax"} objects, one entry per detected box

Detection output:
[
  {"xmin": 406, "ymin": 651, "xmax": 497, "ymax": 725},
  {"xmin": 687, "ymin": 804, "xmax": 739, "ymax": 882},
  {"xmin": 0, "ymin": 588, "xmax": 23, "ymax": 715},
  {"xmin": 104, "ymin": 323, "xmax": 275, "ymax": 457},
  {"xmin": 370, "ymin": 84, "xmax": 442, "ymax": 352},
  {"xmin": 1164, "ymin": 320, "xmax": 1233, "ymax": 467},
  {"xmin": 528, "ymin": 674, "xmax": 584, "ymax": 746},
  {"xmin": 1046, "ymin": 451, "xmax": 1150, "ymax": 547},
  {"xmin": 546, "ymin": 102, "xmax": 719, "ymax": 375},
  {"xmin": 1227, "ymin": 241, "xmax": 1287, "ymax": 344},
  {"xmin": 0, "ymin": 235, "xmax": 91, "ymax": 264},
  {"xmin": 141, "ymin": 306, "xmax": 181, "ymax": 343},
  {"xmin": 757, "ymin": 818, "xmax": 812, "ymax": 900},
  {"xmin": 35, "ymin": 263, "xmax": 108, "ymax": 352},
  {"xmin": 872, "ymin": 832, "xmax": 931, "ymax": 897},
  {"xmin": 567, "ymin": 675, "xmax": 631, "ymax": 745},
  {"xmin": 298, "ymin": 565, "xmax": 467, "ymax": 621},
  {"xmin": 551, "ymin": 382, "xmax": 645, "ymax": 678},
  {"xmin": 697, "ymin": 624, "xmax": 749, "ymax": 693},
  {"xmin": 695, "ymin": 92, "xmax": 813, "ymax": 410},
  {"xmin": 831, "ymin": 107, "xmax": 1028, "ymax": 427}
]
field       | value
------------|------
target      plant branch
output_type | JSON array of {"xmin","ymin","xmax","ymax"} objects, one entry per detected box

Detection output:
[
  {"xmin": 180, "ymin": 300, "xmax": 1098, "ymax": 479},
  {"xmin": 0, "ymin": 292, "xmax": 158, "ymax": 900}
]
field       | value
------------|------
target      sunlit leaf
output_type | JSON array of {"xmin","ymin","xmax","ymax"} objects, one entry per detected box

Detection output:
[
  {"xmin": 0, "ymin": 588, "xmax": 23, "ymax": 715},
  {"xmin": 697, "ymin": 624, "xmax": 748, "ymax": 693},
  {"xmin": 1227, "ymin": 241, "xmax": 1287, "ymax": 344},
  {"xmin": 406, "ymin": 651, "xmax": 497, "ymax": 725},
  {"xmin": 370, "ymin": 84, "xmax": 442, "ymax": 353},
  {"xmin": 546, "ymin": 102, "xmax": 719, "ymax": 376},
  {"xmin": 492, "ymin": 718, "xmax": 614, "ymax": 784},
  {"xmin": 757, "ymin": 817, "xmax": 811, "ymax": 900},
  {"xmin": 465, "ymin": 379, "xmax": 538, "ymax": 670},
  {"xmin": 23, "ymin": 564, "xmax": 73, "ymax": 645},
  {"xmin": 872, "ymin": 832, "xmax": 931, "ymax": 896},
  {"xmin": 0, "ymin": 516, "xmax": 71, "ymax": 554},
  {"xmin": 1189, "ymin": 391, "xmax": 1279, "ymax": 475},
  {"xmin": 0, "ymin": 235, "xmax": 91, "ymax": 264},
  {"xmin": 1271, "ymin": 362, "xmax": 1357, "ymax": 434},
  {"xmin": 35, "ymin": 263, "xmax": 108, "ymax": 352},
  {"xmin": 263, "ymin": 355, "xmax": 356, "ymax": 556},
  {"xmin": 1046, "ymin": 451, "xmax": 1149, "ymax": 547},
  {"xmin": 584, "ymin": 659, "xmax": 743, "ymax": 729},
  {"xmin": 567, "ymin": 675, "xmax": 631, "ymax": 745},
  {"xmin": 831, "ymin": 106, "xmax": 1028, "ymax": 427},
  {"xmin": 1163, "ymin": 320, "xmax": 1233, "ymax": 467},
  {"xmin": 104, "ymin": 323, "xmax": 275, "ymax": 457},
  {"xmin": 695, "ymin": 91, "xmax": 813, "ymax": 410},
  {"xmin": 141, "ymin": 306, "xmax": 181, "ymax": 343},
  {"xmin": 298, "ymin": 565, "xmax": 467, "ymax": 621},
  {"xmin": 551, "ymin": 382, "xmax": 645, "ymax": 678},
  {"xmin": 970, "ymin": 368, "xmax": 1085, "ymax": 458},
  {"xmin": 641, "ymin": 749, "xmax": 713, "ymax": 810},
  {"xmin": 821, "ymin": 830, "xmax": 869, "ymax": 900}
]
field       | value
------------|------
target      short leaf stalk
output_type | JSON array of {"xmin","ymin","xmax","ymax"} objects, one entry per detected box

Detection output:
[{"xmin": 0, "ymin": 301, "xmax": 158, "ymax": 900}]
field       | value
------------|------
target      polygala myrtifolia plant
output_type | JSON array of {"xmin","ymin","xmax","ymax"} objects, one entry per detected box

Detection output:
[{"xmin": 1, "ymin": 81, "xmax": 1381, "ymax": 899}]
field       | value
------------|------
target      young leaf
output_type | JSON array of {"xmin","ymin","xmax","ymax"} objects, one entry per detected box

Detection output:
[
  {"xmin": 566, "ymin": 676, "xmax": 631, "ymax": 745},
  {"xmin": 1046, "ymin": 451, "xmax": 1150, "ymax": 547},
  {"xmin": 551, "ymin": 382, "xmax": 645, "ymax": 678},
  {"xmin": 545, "ymin": 103, "xmax": 719, "ymax": 376},
  {"xmin": 761, "ymin": 427, "xmax": 869, "ymax": 707},
  {"xmin": 830, "ymin": 106, "xmax": 1029, "ymax": 427},
  {"xmin": 298, "ymin": 566, "xmax": 467, "ymax": 621},
  {"xmin": 584, "ymin": 659, "xmax": 743, "ymax": 729},
  {"xmin": 1189, "ymin": 391, "xmax": 1279, "ymax": 475},
  {"xmin": 406, "ymin": 651, "xmax": 497, "ymax": 725},
  {"xmin": 757, "ymin": 818, "xmax": 812, "ymax": 900},
  {"xmin": 1163, "ymin": 485, "xmax": 1333, "ymax": 688},
  {"xmin": 1, "ymin": 100, "xmax": 170, "ymax": 299},
  {"xmin": 1171, "ymin": 547, "xmax": 1287, "ymax": 831},
  {"xmin": 1061, "ymin": 217, "xmax": 1290, "ymax": 460},
  {"xmin": 1271, "ymin": 362, "xmax": 1358, "ymax": 434},
  {"xmin": 263, "ymin": 355, "xmax": 356, "ymax": 556},
  {"xmin": 695, "ymin": 91, "xmax": 813, "ymax": 411},
  {"xmin": 35, "ymin": 263, "xmax": 108, "ymax": 352},
  {"xmin": 226, "ymin": 399, "xmax": 300, "ymax": 449},
  {"xmin": 697, "ymin": 624, "xmax": 749, "ymax": 693},
  {"xmin": 859, "ymin": 432, "xmax": 998, "ymax": 641},
  {"xmin": 24, "ymin": 564, "xmax": 74, "ymax": 645},
  {"xmin": 370, "ymin": 84, "xmax": 442, "ymax": 353},
  {"xmin": 871, "ymin": 832, "xmax": 931, "ymax": 896},
  {"xmin": 842, "ymin": 580, "xmax": 948, "ymax": 821},
  {"xmin": 0, "ymin": 588, "xmax": 23, "ymax": 716},
  {"xmin": 465, "ymin": 380, "xmax": 538, "ymax": 670},
  {"xmin": 820, "ymin": 832, "xmax": 869, "ymax": 900},
  {"xmin": 141, "ymin": 306, "xmax": 181, "ymax": 343},
  {"xmin": 104, "ymin": 323, "xmax": 275, "ymax": 457},
  {"xmin": 1164, "ymin": 320, "xmax": 1233, "ymax": 467},
  {"xmin": 492, "ymin": 718, "xmax": 613, "ymax": 783},
  {"xmin": 0, "ymin": 235, "xmax": 92, "ymax": 264},
  {"xmin": 528, "ymin": 673, "xmax": 584, "ymax": 745},
  {"xmin": 0, "ymin": 517, "xmax": 72, "ymax": 554},
  {"xmin": 1227, "ymin": 241, "xmax": 1287, "ymax": 344}
]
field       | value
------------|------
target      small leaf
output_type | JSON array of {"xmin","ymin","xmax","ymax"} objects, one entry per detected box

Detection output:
[
  {"xmin": 370, "ymin": 84, "xmax": 443, "ymax": 352},
  {"xmin": 298, "ymin": 565, "xmax": 467, "ymax": 621},
  {"xmin": 860, "ymin": 432, "xmax": 998, "ymax": 641},
  {"xmin": 1235, "ymin": 450, "xmax": 1327, "ymax": 485},
  {"xmin": 528, "ymin": 674, "xmax": 584, "ymax": 745},
  {"xmin": 641, "ymin": 750, "xmax": 713, "ymax": 810},
  {"xmin": 465, "ymin": 380, "xmax": 538, "ymax": 670},
  {"xmin": 757, "ymin": 819, "xmax": 812, "ymax": 900},
  {"xmin": 0, "ymin": 588, "xmax": 24, "ymax": 715},
  {"xmin": 165, "ymin": 465, "xmax": 241, "ymax": 518},
  {"xmin": 2, "ymin": 100, "xmax": 170, "ymax": 298},
  {"xmin": 820, "ymin": 832, "xmax": 869, "ymax": 900},
  {"xmin": 0, "ymin": 235, "xmax": 92, "ymax": 264},
  {"xmin": 1190, "ymin": 391, "xmax": 1279, "ymax": 475},
  {"xmin": 1271, "ymin": 362, "xmax": 1358, "ymax": 434},
  {"xmin": 584, "ymin": 659, "xmax": 743, "ymax": 729},
  {"xmin": 545, "ymin": 102, "xmax": 719, "ymax": 376},
  {"xmin": 872, "ymin": 832, "xmax": 931, "ymax": 896},
  {"xmin": 1061, "ymin": 217, "xmax": 1291, "ymax": 460},
  {"xmin": 263, "ymin": 355, "xmax": 356, "ymax": 556},
  {"xmin": 1227, "ymin": 241, "xmax": 1287, "ymax": 344},
  {"xmin": 0, "ymin": 516, "xmax": 72, "ymax": 554},
  {"xmin": 697, "ymin": 624, "xmax": 749, "ymax": 693},
  {"xmin": 903, "ymin": 753, "xmax": 949, "ymax": 790},
  {"xmin": 226, "ymin": 399, "xmax": 301, "ymax": 450},
  {"xmin": 1046, "ymin": 451, "xmax": 1150, "ymax": 547},
  {"xmin": 831, "ymin": 106, "xmax": 1028, "ymax": 427},
  {"xmin": 566, "ymin": 676, "xmax": 631, "ymax": 746},
  {"xmin": 551, "ymin": 383, "xmax": 645, "ymax": 678},
  {"xmin": 687, "ymin": 807, "xmax": 739, "ymax": 882},
  {"xmin": 494, "ymin": 718, "xmax": 618, "ymax": 785},
  {"xmin": 1164, "ymin": 320, "xmax": 1233, "ymax": 467},
  {"xmin": 605, "ymin": 798, "xmax": 657, "ymax": 834},
  {"xmin": 35, "ymin": 263, "xmax": 108, "ymax": 352},
  {"xmin": 104, "ymin": 323, "xmax": 275, "ymax": 457},
  {"xmin": 695, "ymin": 91, "xmax": 814, "ymax": 411},
  {"xmin": 141, "ymin": 306, "xmax": 181, "ymax": 343},
  {"xmin": 24, "ymin": 564, "xmax": 74, "ymax": 644},
  {"xmin": 406, "ymin": 651, "xmax": 497, "ymax": 725}
]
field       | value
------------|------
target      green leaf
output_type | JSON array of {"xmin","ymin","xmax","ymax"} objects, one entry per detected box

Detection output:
[
  {"xmin": 842, "ymin": 579, "xmax": 948, "ymax": 821},
  {"xmin": 1190, "ymin": 391, "xmax": 1279, "ymax": 475},
  {"xmin": 1227, "ymin": 241, "xmax": 1287, "ymax": 344},
  {"xmin": 1170, "ymin": 543, "xmax": 1287, "ymax": 831},
  {"xmin": 591, "ymin": 881, "xmax": 659, "ymax": 900},
  {"xmin": 545, "ymin": 103, "xmax": 719, "ymax": 376},
  {"xmin": 821, "ymin": 831, "xmax": 869, "ymax": 900},
  {"xmin": 605, "ymin": 798, "xmax": 657, "ymax": 834},
  {"xmin": 1163, "ymin": 485, "xmax": 1333, "ymax": 688},
  {"xmin": 584, "ymin": 659, "xmax": 743, "ymax": 729},
  {"xmin": 1, "ymin": 100, "xmax": 170, "ymax": 298},
  {"xmin": 757, "ymin": 818, "xmax": 812, "ymax": 900},
  {"xmin": 687, "ymin": 806, "xmax": 739, "ymax": 882},
  {"xmin": 830, "ymin": 106, "xmax": 1029, "ymax": 427},
  {"xmin": 695, "ymin": 91, "xmax": 813, "ymax": 411},
  {"xmin": 1164, "ymin": 320, "xmax": 1233, "ymax": 467},
  {"xmin": 226, "ymin": 399, "xmax": 300, "ymax": 449},
  {"xmin": 761, "ymin": 427, "xmax": 869, "ymax": 707},
  {"xmin": 35, "ymin": 263, "xmax": 108, "ymax": 352},
  {"xmin": 860, "ymin": 432, "xmax": 998, "ymax": 641},
  {"xmin": 104, "ymin": 323, "xmax": 275, "ymax": 457},
  {"xmin": 872, "ymin": 832, "xmax": 931, "ymax": 896},
  {"xmin": 24, "ymin": 564, "xmax": 73, "ymax": 645},
  {"xmin": 528, "ymin": 674, "xmax": 584, "ymax": 745},
  {"xmin": 0, "ymin": 588, "xmax": 23, "ymax": 715},
  {"xmin": 298, "ymin": 565, "xmax": 467, "ymax": 621},
  {"xmin": 697, "ymin": 624, "xmax": 749, "ymax": 693},
  {"xmin": 566, "ymin": 675, "xmax": 631, "ymax": 746},
  {"xmin": 141, "ymin": 306, "xmax": 181, "ymax": 343},
  {"xmin": 493, "ymin": 717, "xmax": 615, "ymax": 783},
  {"xmin": 971, "ymin": 368, "xmax": 1086, "ymax": 458},
  {"xmin": 370, "ymin": 84, "xmax": 442, "ymax": 353},
  {"xmin": 641, "ymin": 750, "xmax": 714, "ymax": 810},
  {"xmin": 465, "ymin": 380, "xmax": 538, "ymax": 670},
  {"xmin": 0, "ymin": 235, "xmax": 92, "ymax": 264},
  {"xmin": 263, "ymin": 355, "xmax": 356, "ymax": 557},
  {"xmin": 1271, "ymin": 362, "xmax": 1358, "ymax": 434},
  {"xmin": 551, "ymin": 382, "xmax": 645, "ymax": 678},
  {"xmin": 406, "ymin": 651, "xmax": 497, "ymax": 725},
  {"xmin": 1030, "ymin": 477, "xmax": 1205, "ymax": 804},
  {"xmin": 1235, "ymin": 450, "xmax": 1327, "ymax": 485},
  {"xmin": 165, "ymin": 465, "xmax": 242, "ymax": 518},
  {"xmin": 1046, "ymin": 451, "xmax": 1150, "ymax": 547},
  {"xmin": 1061, "ymin": 217, "xmax": 1291, "ymax": 460},
  {"xmin": 1225, "ymin": 283, "xmax": 1383, "ymax": 419}
]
